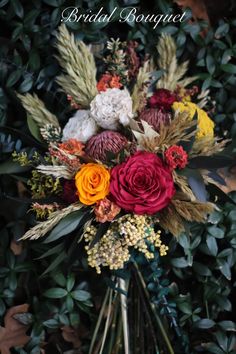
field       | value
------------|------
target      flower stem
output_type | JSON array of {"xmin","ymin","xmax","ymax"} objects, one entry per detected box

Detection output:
[
  {"xmin": 133, "ymin": 262, "xmax": 175, "ymax": 354},
  {"xmin": 119, "ymin": 278, "xmax": 130, "ymax": 354}
]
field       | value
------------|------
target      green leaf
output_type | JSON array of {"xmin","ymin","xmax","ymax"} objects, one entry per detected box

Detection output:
[
  {"xmin": 6, "ymin": 70, "xmax": 22, "ymax": 87},
  {"xmin": 66, "ymin": 274, "xmax": 75, "ymax": 292},
  {"xmin": 171, "ymin": 257, "xmax": 189, "ymax": 268},
  {"xmin": 195, "ymin": 318, "xmax": 216, "ymax": 329},
  {"xmin": 193, "ymin": 262, "xmax": 212, "ymax": 276},
  {"xmin": 215, "ymin": 23, "xmax": 229, "ymax": 37},
  {"xmin": 54, "ymin": 273, "xmax": 66, "ymax": 287},
  {"xmin": 188, "ymin": 155, "xmax": 234, "ymax": 169},
  {"xmin": 27, "ymin": 115, "xmax": 44, "ymax": 142},
  {"xmin": 71, "ymin": 290, "xmax": 91, "ymax": 302},
  {"xmin": 44, "ymin": 211, "xmax": 84, "ymax": 243},
  {"xmin": 43, "ymin": 319, "xmax": 59, "ymax": 328},
  {"xmin": 206, "ymin": 55, "xmax": 215, "ymax": 75},
  {"xmin": 66, "ymin": 295, "xmax": 74, "ymax": 312},
  {"xmin": 69, "ymin": 313, "xmax": 80, "ymax": 327},
  {"xmin": 41, "ymin": 251, "xmax": 67, "ymax": 276},
  {"xmin": 0, "ymin": 160, "xmax": 29, "ymax": 175},
  {"xmin": 18, "ymin": 76, "xmax": 33, "ymax": 93},
  {"xmin": 36, "ymin": 243, "xmax": 64, "ymax": 259},
  {"xmin": 218, "ymin": 321, "xmax": 236, "ymax": 332},
  {"xmin": 206, "ymin": 236, "xmax": 218, "ymax": 256},
  {"xmin": 221, "ymin": 63, "xmax": 236, "ymax": 74},
  {"xmin": 43, "ymin": 287, "xmax": 67, "ymax": 298},
  {"xmin": 29, "ymin": 50, "xmax": 41, "ymax": 71},
  {"xmin": 218, "ymin": 260, "xmax": 231, "ymax": 280},
  {"xmin": 11, "ymin": 0, "xmax": 24, "ymax": 18}
]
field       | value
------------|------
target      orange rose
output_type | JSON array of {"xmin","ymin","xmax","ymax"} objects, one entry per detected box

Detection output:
[{"xmin": 75, "ymin": 163, "xmax": 110, "ymax": 205}]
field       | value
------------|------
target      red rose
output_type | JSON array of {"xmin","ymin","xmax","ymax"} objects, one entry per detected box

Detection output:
[
  {"xmin": 110, "ymin": 151, "xmax": 175, "ymax": 215},
  {"xmin": 149, "ymin": 89, "xmax": 177, "ymax": 110},
  {"xmin": 165, "ymin": 145, "xmax": 188, "ymax": 169}
]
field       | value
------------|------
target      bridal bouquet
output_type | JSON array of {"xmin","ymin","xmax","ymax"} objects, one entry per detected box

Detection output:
[{"xmin": 15, "ymin": 25, "xmax": 232, "ymax": 276}]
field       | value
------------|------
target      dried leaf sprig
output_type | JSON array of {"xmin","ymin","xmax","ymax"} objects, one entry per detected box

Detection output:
[{"xmin": 21, "ymin": 203, "xmax": 83, "ymax": 240}]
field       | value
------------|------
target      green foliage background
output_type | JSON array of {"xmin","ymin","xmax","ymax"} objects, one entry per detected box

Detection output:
[{"xmin": 0, "ymin": 0, "xmax": 236, "ymax": 353}]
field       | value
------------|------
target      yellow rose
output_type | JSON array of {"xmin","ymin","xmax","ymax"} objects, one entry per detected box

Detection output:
[
  {"xmin": 172, "ymin": 101, "xmax": 215, "ymax": 140},
  {"xmin": 75, "ymin": 163, "xmax": 110, "ymax": 205}
]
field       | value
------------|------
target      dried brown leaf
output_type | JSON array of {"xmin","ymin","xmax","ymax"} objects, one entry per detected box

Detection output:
[{"xmin": 0, "ymin": 304, "xmax": 30, "ymax": 354}]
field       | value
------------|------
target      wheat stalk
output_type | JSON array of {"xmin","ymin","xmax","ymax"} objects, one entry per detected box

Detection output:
[
  {"xmin": 21, "ymin": 203, "xmax": 83, "ymax": 240},
  {"xmin": 17, "ymin": 93, "xmax": 59, "ymax": 128},
  {"xmin": 56, "ymin": 24, "xmax": 97, "ymax": 107}
]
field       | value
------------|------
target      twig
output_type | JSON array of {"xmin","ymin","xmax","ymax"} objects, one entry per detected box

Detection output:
[
  {"xmin": 98, "ymin": 288, "xmax": 113, "ymax": 354},
  {"xmin": 89, "ymin": 288, "xmax": 109, "ymax": 354}
]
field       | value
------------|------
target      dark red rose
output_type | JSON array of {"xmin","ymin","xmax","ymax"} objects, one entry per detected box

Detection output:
[
  {"xmin": 62, "ymin": 180, "xmax": 79, "ymax": 204},
  {"xmin": 149, "ymin": 89, "xmax": 177, "ymax": 110},
  {"xmin": 165, "ymin": 145, "xmax": 188, "ymax": 169},
  {"xmin": 110, "ymin": 151, "xmax": 175, "ymax": 215}
]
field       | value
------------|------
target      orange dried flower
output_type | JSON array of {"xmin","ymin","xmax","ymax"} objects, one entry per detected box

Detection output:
[
  {"xmin": 59, "ymin": 139, "xmax": 85, "ymax": 156},
  {"xmin": 94, "ymin": 198, "xmax": 121, "ymax": 223},
  {"xmin": 97, "ymin": 73, "xmax": 122, "ymax": 92}
]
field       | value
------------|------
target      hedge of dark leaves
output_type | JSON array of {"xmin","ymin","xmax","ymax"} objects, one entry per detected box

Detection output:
[{"xmin": 0, "ymin": 0, "xmax": 236, "ymax": 353}]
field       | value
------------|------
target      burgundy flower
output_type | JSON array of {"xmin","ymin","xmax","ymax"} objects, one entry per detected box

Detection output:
[
  {"xmin": 139, "ymin": 108, "xmax": 171, "ymax": 132},
  {"xmin": 165, "ymin": 145, "xmax": 188, "ymax": 169},
  {"xmin": 149, "ymin": 89, "xmax": 177, "ymax": 110},
  {"xmin": 85, "ymin": 131, "xmax": 128, "ymax": 163},
  {"xmin": 62, "ymin": 180, "xmax": 79, "ymax": 204},
  {"xmin": 110, "ymin": 151, "xmax": 175, "ymax": 215}
]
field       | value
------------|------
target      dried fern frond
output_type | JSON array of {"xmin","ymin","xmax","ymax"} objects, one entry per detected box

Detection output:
[
  {"xmin": 158, "ymin": 205, "xmax": 185, "ymax": 237},
  {"xmin": 173, "ymin": 172, "xmax": 196, "ymax": 201},
  {"xmin": 171, "ymin": 199, "xmax": 215, "ymax": 223},
  {"xmin": 20, "ymin": 203, "xmax": 83, "ymax": 240},
  {"xmin": 196, "ymin": 89, "xmax": 211, "ymax": 109},
  {"xmin": 17, "ymin": 93, "xmax": 59, "ymax": 128},
  {"xmin": 156, "ymin": 34, "xmax": 196, "ymax": 90},
  {"xmin": 191, "ymin": 136, "xmax": 230, "ymax": 157},
  {"xmin": 56, "ymin": 24, "xmax": 97, "ymax": 107},
  {"xmin": 156, "ymin": 110, "xmax": 197, "ymax": 149},
  {"xmin": 132, "ymin": 60, "xmax": 153, "ymax": 113},
  {"xmin": 36, "ymin": 165, "xmax": 73, "ymax": 179}
]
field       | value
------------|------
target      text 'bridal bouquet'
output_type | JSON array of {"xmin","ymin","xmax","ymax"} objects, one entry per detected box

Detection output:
[{"xmin": 15, "ymin": 24, "xmax": 234, "ymax": 353}]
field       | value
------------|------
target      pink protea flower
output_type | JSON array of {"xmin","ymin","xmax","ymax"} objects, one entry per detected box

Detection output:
[
  {"xmin": 139, "ymin": 108, "xmax": 171, "ymax": 132},
  {"xmin": 85, "ymin": 131, "xmax": 128, "ymax": 162}
]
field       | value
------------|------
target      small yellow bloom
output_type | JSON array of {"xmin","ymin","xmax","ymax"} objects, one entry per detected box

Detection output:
[
  {"xmin": 75, "ymin": 163, "xmax": 110, "ymax": 205},
  {"xmin": 172, "ymin": 101, "xmax": 214, "ymax": 140}
]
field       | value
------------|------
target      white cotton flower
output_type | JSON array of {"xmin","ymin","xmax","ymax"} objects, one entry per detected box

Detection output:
[
  {"xmin": 62, "ymin": 110, "xmax": 98, "ymax": 143},
  {"xmin": 90, "ymin": 88, "xmax": 133, "ymax": 130}
]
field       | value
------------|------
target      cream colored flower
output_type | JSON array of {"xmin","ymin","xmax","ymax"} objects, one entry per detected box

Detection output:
[
  {"xmin": 62, "ymin": 110, "xmax": 98, "ymax": 143},
  {"xmin": 90, "ymin": 88, "xmax": 133, "ymax": 130}
]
